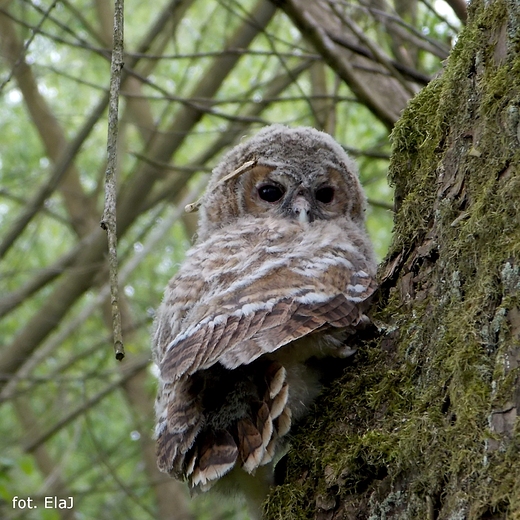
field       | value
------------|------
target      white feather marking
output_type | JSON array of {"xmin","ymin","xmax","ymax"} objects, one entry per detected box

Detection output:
[
  {"xmin": 293, "ymin": 292, "xmax": 332, "ymax": 305},
  {"xmin": 260, "ymin": 436, "xmax": 277, "ymax": 466},
  {"xmin": 345, "ymin": 295, "xmax": 367, "ymax": 303},
  {"xmin": 261, "ymin": 414, "xmax": 274, "ymax": 446},
  {"xmin": 268, "ymin": 366, "xmax": 286, "ymax": 399},
  {"xmin": 166, "ymin": 300, "xmax": 274, "ymax": 354},
  {"xmin": 263, "ymin": 244, "xmax": 287, "ymax": 254},
  {"xmin": 190, "ymin": 468, "xmax": 206, "ymax": 487},
  {"xmin": 186, "ymin": 450, "xmax": 197, "ymax": 477},
  {"xmin": 154, "ymin": 421, "xmax": 166, "ymax": 438},
  {"xmin": 242, "ymin": 445, "xmax": 265, "ymax": 474},
  {"xmin": 223, "ymin": 256, "xmax": 291, "ymax": 294},
  {"xmin": 276, "ymin": 407, "xmax": 292, "ymax": 437},
  {"xmin": 191, "ymin": 460, "xmax": 236, "ymax": 488},
  {"xmin": 270, "ymin": 383, "xmax": 289, "ymax": 419},
  {"xmin": 347, "ymin": 283, "xmax": 368, "ymax": 294},
  {"xmin": 334, "ymin": 241, "xmax": 363, "ymax": 255},
  {"xmin": 240, "ymin": 300, "xmax": 275, "ymax": 316}
]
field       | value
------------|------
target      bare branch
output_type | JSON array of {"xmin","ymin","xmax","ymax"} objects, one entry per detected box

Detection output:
[
  {"xmin": 270, "ymin": 0, "xmax": 411, "ymax": 129},
  {"xmin": 421, "ymin": 0, "xmax": 466, "ymax": 28},
  {"xmin": 100, "ymin": 0, "xmax": 125, "ymax": 361},
  {"xmin": 326, "ymin": 32, "xmax": 431, "ymax": 85},
  {"xmin": 0, "ymin": 1, "xmax": 59, "ymax": 92}
]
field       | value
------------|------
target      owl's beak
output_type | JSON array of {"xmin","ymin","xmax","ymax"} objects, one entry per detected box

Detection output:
[{"xmin": 293, "ymin": 195, "xmax": 313, "ymax": 224}]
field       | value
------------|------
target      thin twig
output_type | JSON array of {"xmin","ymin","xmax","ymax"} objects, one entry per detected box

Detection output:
[{"xmin": 100, "ymin": 0, "xmax": 125, "ymax": 361}]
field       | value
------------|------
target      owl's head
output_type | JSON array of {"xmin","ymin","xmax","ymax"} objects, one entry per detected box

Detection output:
[{"xmin": 198, "ymin": 125, "xmax": 366, "ymax": 240}]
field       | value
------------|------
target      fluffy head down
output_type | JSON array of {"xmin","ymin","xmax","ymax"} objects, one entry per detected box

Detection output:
[{"xmin": 197, "ymin": 125, "xmax": 366, "ymax": 241}]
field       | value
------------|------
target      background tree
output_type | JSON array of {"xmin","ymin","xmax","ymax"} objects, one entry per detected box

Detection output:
[{"xmin": 0, "ymin": 1, "xmax": 464, "ymax": 519}]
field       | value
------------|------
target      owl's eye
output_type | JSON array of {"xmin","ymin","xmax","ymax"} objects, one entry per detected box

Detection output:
[
  {"xmin": 258, "ymin": 184, "xmax": 285, "ymax": 203},
  {"xmin": 315, "ymin": 186, "xmax": 335, "ymax": 204}
]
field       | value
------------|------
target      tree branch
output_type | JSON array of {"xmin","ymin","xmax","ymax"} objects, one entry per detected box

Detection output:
[
  {"xmin": 100, "ymin": 0, "xmax": 125, "ymax": 361},
  {"xmin": 269, "ymin": 0, "xmax": 412, "ymax": 129}
]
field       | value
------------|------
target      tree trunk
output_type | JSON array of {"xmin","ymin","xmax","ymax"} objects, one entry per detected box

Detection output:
[{"xmin": 265, "ymin": 1, "xmax": 520, "ymax": 519}]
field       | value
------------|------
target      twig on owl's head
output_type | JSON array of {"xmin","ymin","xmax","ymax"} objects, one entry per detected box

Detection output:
[
  {"xmin": 185, "ymin": 158, "xmax": 258, "ymax": 213},
  {"xmin": 217, "ymin": 158, "xmax": 257, "ymax": 185}
]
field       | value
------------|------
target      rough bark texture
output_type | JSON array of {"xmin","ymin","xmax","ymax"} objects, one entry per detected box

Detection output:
[{"xmin": 265, "ymin": 1, "xmax": 520, "ymax": 519}]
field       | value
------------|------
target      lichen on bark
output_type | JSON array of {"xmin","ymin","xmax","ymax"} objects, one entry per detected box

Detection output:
[{"xmin": 264, "ymin": 1, "xmax": 520, "ymax": 519}]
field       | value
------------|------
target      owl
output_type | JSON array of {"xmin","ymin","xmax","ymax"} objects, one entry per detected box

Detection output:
[{"xmin": 152, "ymin": 125, "xmax": 377, "ymax": 518}]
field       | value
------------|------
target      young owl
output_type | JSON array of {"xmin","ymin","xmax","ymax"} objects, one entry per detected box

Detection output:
[{"xmin": 152, "ymin": 125, "xmax": 377, "ymax": 517}]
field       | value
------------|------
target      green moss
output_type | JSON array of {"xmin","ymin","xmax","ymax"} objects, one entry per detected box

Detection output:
[{"xmin": 265, "ymin": 1, "xmax": 520, "ymax": 518}]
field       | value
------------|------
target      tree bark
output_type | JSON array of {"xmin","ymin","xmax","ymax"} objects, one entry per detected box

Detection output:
[{"xmin": 265, "ymin": 1, "xmax": 520, "ymax": 518}]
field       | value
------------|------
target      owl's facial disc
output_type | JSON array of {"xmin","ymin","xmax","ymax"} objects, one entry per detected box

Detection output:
[{"xmin": 241, "ymin": 164, "xmax": 346, "ymax": 223}]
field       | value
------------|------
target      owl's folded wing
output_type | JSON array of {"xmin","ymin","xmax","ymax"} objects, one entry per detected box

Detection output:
[{"xmin": 158, "ymin": 273, "xmax": 376, "ymax": 382}]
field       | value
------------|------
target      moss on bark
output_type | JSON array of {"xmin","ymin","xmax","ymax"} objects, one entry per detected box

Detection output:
[{"xmin": 264, "ymin": 1, "xmax": 520, "ymax": 518}]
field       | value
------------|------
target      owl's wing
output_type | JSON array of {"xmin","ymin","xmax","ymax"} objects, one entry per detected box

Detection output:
[{"xmin": 158, "ymin": 267, "xmax": 376, "ymax": 382}]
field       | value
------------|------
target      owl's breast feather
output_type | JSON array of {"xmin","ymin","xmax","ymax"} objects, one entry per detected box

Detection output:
[{"xmin": 154, "ymin": 215, "xmax": 376, "ymax": 383}]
